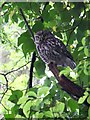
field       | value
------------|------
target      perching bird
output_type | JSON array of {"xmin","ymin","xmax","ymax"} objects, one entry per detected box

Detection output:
[{"xmin": 34, "ymin": 30, "xmax": 76, "ymax": 69}]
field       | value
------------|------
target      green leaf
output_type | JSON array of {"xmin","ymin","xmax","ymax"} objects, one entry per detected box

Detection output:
[
  {"xmin": 31, "ymin": 99, "xmax": 42, "ymax": 112},
  {"xmin": 5, "ymin": 13, "xmax": 9, "ymax": 23},
  {"xmin": 53, "ymin": 102, "xmax": 65, "ymax": 113},
  {"xmin": 60, "ymin": 67, "xmax": 70, "ymax": 76},
  {"xmin": 60, "ymin": 10, "xmax": 71, "ymax": 22},
  {"xmin": 34, "ymin": 59, "xmax": 45, "ymax": 78},
  {"xmin": 8, "ymin": 90, "xmax": 23, "ymax": 103},
  {"xmin": 78, "ymin": 95, "xmax": 87, "ymax": 104},
  {"xmin": 19, "ymin": 21, "xmax": 25, "ymax": 28},
  {"xmin": 15, "ymin": 2, "xmax": 30, "ymax": 10},
  {"xmin": 70, "ymin": 3, "xmax": 84, "ymax": 19},
  {"xmin": 11, "ymin": 105, "xmax": 19, "ymax": 115},
  {"xmin": 37, "ymin": 86, "xmax": 49, "ymax": 97},
  {"xmin": 26, "ymin": 91, "xmax": 37, "ymax": 98},
  {"xmin": 4, "ymin": 114, "xmax": 15, "ymax": 119},
  {"xmin": 68, "ymin": 99, "xmax": 78, "ymax": 112},
  {"xmin": 82, "ymin": 38, "xmax": 86, "ymax": 46},
  {"xmin": 12, "ymin": 13, "xmax": 18, "ymax": 23},
  {"xmin": 44, "ymin": 111, "xmax": 53, "ymax": 118},
  {"xmin": 44, "ymin": 77, "xmax": 51, "ymax": 87},
  {"xmin": 32, "ymin": 21, "xmax": 44, "ymax": 33},
  {"xmin": 18, "ymin": 31, "xmax": 35, "ymax": 57},
  {"xmin": 35, "ymin": 112, "xmax": 44, "ymax": 118},
  {"xmin": 54, "ymin": 3, "xmax": 63, "ymax": 13},
  {"xmin": 30, "ymin": 3, "xmax": 40, "ymax": 14},
  {"xmin": 84, "ymin": 47, "xmax": 89, "ymax": 56},
  {"xmin": 17, "ymin": 96, "xmax": 28, "ymax": 105},
  {"xmin": 87, "ymin": 96, "xmax": 90, "ymax": 104},
  {"xmin": 42, "ymin": 10, "xmax": 50, "ymax": 22},
  {"xmin": 84, "ymin": 62, "xmax": 90, "ymax": 75},
  {"xmin": 23, "ymin": 101, "xmax": 32, "ymax": 118}
]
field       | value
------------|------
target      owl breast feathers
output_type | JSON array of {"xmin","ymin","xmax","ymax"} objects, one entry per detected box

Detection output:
[{"xmin": 34, "ymin": 30, "xmax": 76, "ymax": 69}]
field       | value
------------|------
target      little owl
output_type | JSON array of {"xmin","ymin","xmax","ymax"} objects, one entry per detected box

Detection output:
[{"xmin": 34, "ymin": 30, "xmax": 76, "ymax": 69}]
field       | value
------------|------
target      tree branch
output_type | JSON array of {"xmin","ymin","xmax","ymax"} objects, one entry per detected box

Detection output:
[
  {"xmin": 19, "ymin": 8, "xmax": 35, "ymax": 40},
  {"xmin": 28, "ymin": 52, "xmax": 36, "ymax": 89},
  {"xmin": 19, "ymin": 8, "xmax": 36, "ymax": 90}
]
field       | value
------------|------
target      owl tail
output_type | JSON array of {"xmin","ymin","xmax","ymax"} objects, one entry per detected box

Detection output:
[{"xmin": 65, "ymin": 57, "xmax": 76, "ymax": 69}]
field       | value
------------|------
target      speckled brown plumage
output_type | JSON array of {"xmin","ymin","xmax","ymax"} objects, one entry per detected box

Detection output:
[{"xmin": 34, "ymin": 30, "xmax": 76, "ymax": 69}]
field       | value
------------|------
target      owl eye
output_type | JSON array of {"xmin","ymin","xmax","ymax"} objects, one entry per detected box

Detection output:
[{"xmin": 34, "ymin": 35, "xmax": 41, "ymax": 45}]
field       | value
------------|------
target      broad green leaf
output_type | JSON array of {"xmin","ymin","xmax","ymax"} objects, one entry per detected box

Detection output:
[
  {"xmin": 11, "ymin": 105, "xmax": 19, "ymax": 115},
  {"xmin": 37, "ymin": 86, "xmax": 49, "ymax": 97},
  {"xmin": 60, "ymin": 67, "xmax": 70, "ymax": 76},
  {"xmin": 42, "ymin": 10, "xmax": 50, "ymax": 22},
  {"xmin": 5, "ymin": 12, "xmax": 9, "ymax": 23},
  {"xmin": 26, "ymin": 91, "xmax": 37, "ymax": 98},
  {"xmin": 4, "ymin": 114, "xmax": 15, "ymax": 119},
  {"xmin": 84, "ymin": 62, "xmax": 90, "ymax": 75},
  {"xmin": 17, "ymin": 96, "xmax": 28, "ymax": 105},
  {"xmin": 18, "ymin": 31, "xmax": 33, "ymax": 46},
  {"xmin": 78, "ymin": 46, "xmax": 83, "ymax": 51},
  {"xmin": 78, "ymin": 95, "xmax": 87, "ymax": 104},
  {"xmin": 82, "ymin": 38, "xmax": 86, "ymax": 46},
  {"xmin": 8, "ymin": 90, "xmax": 23, "ymax": 103},
  {"xmin": 54, "ymin": 3, "xmax": 63, "ymax": 13},
  {"xmin": 34, "ymin": 112, "xmax": 44, "ymax": 118},
  {"xmin": 60, "ymin": 10, "xmax": 71, "ymax": 22},
  {"xmin": 12, "ymin": 13, "xmax": 18, "ymax": 23},
  {"xmin": 44, "ymin": 111, "xmax": 53, "ymax": 118},
  {"xmin": 30, "ymin": 3, "xmax": 40, "ymax": 14},
  {"xmin": 87, "ymin": 96, "xmax": 90, "ymax": 104},
  {"xmin": 32, "ymin": 21, "xmax": 44, "ymax": 33},
  {"xmin": 44, "ymin": 77, "xmax": 51, "ymax": 87},
  {"xmin": 23, "ymin": 101, "xmax": 32, "ymax": 118},
  {"xmin": 53, "ymin": 102, "xmax": 65, "ymax": 113},
  {"xmin": 31, "ymin": 99, "xmax": 42, "ymax": 112},
  {"xmin": 19, "ymin": 21, "xmax": 25, "ymax": 28},
  {"xmin": 15, "ymin": 2, "xmax": 30, "ymax": 10},
  {"xmin": 34, "ymin": 59, "xmax": 45, "ymax": 78},
  {"xmin": 18, "ymin": 31, "xmax": 35, "ymax": 57},
  {"xmin": 70, "ymin": 3, "xmax": 84, "ymax": 19},
  {"xmin": 34, "ymin": 99, "xmax": 42, "ymax": 106},
  {"xmin": 84, "ymin": 47, "xmax": 89, "ymax": 56},
  {"xmin": 68, "ymin": 99, "xmax": 78, "ymax": 111}
]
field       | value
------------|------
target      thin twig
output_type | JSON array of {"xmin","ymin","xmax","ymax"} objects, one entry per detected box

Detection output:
[
  {"xmin": 0, "ymin": 60, "xmax": 31, "ymax": 102},
  {"xmin": 1, "ymin": 103, "xmax": 10, "ymax": 112},
  {"xmin": 0, "ymin": 61, "xmax": 31, "ymax": 76}
]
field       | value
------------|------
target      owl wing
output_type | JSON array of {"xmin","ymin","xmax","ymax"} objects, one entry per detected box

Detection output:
[{"xmin": 54, "ymin": 38, "xmax": 74, "ymax": 61}]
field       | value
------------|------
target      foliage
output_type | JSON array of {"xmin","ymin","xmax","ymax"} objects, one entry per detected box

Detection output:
[{"xmin": 0, "ymin": 2, "xmax": 90, "ymax": 119}]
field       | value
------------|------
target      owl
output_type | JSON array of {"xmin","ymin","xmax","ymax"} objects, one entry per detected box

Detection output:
[{"xmin": 34, "ymin": 30, "xmax": 76, "ymax": 69}]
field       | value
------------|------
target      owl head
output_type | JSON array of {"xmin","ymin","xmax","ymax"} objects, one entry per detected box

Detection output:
[{"xmin": 34, "ymin": 30, "xmax": 53, "ymax": 45}]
